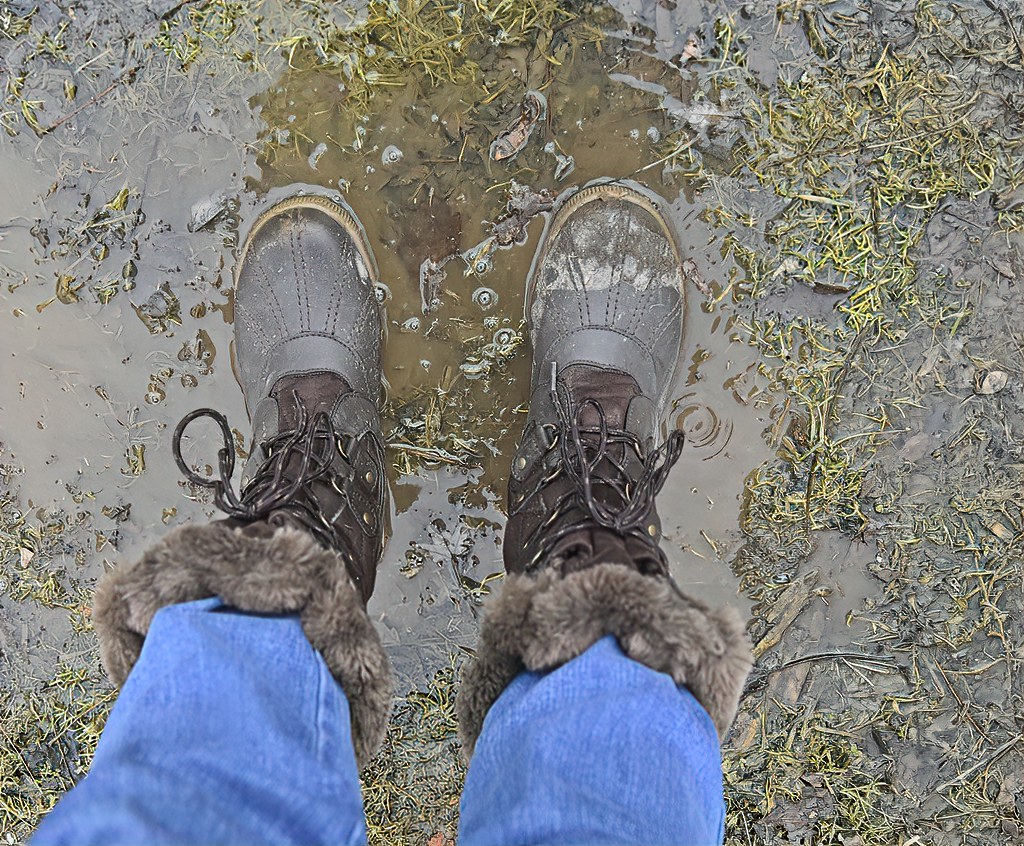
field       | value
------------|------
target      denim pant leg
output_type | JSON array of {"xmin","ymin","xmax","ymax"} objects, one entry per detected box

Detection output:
[
  {"xmin": 33, "ymin": 598, "xmax": 367, "ymax": 846},
  {"xmin": 459, "ymin": 635, "xmax": 725, "ymax": 846}
]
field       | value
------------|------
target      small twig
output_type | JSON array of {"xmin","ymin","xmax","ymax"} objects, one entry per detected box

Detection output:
[
  {"xmin": 633, "ymin": 135, "xmax": 697, "ymax": 175},
  {"xmin": 744, "ymin": 650, "xmax": 895, "ymax": 692},
  {"xmin": 936, "ymin": 734, "xmax": 1022, "ymax": 792},
  {"xmin": 75, "ymin": 48, "xmax": 112, "ymax": 74},
  {"xmin": 40, "ymin": 66, "xmax": 138, "ymax": 135},
  {"xmin": 159, "ymin": 0, "xmax": 201, "ymax": 20},
  {"xmin": 387, "ymin": 442, "xmax": 470, "ymax": 466},
  {"xmin": 983, "ymin": 0, "xmax": 1024, "ymax": 66},
  {"xmin": 934, "ymin": 659, "xmax": 991, "ymax": 742},
  {"xmin": 753, "ymin": 570, "xmax": 822, "ymax": 659}
]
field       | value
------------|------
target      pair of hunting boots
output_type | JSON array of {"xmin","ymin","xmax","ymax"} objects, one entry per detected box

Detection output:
[{"xmin": 95, "ymin": 182, "xmax": 752, "ymax": 765}]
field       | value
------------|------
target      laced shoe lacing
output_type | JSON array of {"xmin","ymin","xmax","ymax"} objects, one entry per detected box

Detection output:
[
  {"xmin": 172, "ymin": 405, "xmax": 365, "ymax": 563},
  {"xmin": 511, "ymin": 369, "xmax": 686, "ymax": 573}
]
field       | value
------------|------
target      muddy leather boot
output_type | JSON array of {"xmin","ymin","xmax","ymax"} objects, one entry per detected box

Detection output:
[
  {"xmin": 228, "ymin": 190, "xmax": 389, "ymax": 606},
  {"xmin": 458, "ymin": 181, "xmax": 752, "ymax": 757},
  {"xmin": 92, "ymin": 191, "xmax": 392, "ymax": 766}
]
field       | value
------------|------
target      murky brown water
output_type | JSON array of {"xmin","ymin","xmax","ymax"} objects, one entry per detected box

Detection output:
[{"xmin": 1, "ymin": 4, "xmax": 770, "ymax": 692}]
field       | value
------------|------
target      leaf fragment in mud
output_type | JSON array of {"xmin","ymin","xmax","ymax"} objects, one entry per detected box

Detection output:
[
  {"xmin": 55, "ymin": 274, "xmax": 83, "ymax": 304},
  {"xmin": 489, "ymin": 90, "xmax": 546, "ymax": 161},
  {"xmin": 555, "ymin": 156, "xmax": 575, "ymax": 181},
  {"xmin": 105, "ymin": 187, "xmax": 130, "ymax": 211},
  {"xmin": 543, "ymin": 141, "xmax": 575, "ymax": 181},
  {"xmin": 681, "ymin": 32, "xmax": 703, "ymax": 63},
  {"xmin": 916, "ymin": 345, "xmax": 943, "ymax": 380},
  {"xmin": 125, "ymin": 443, "xmax": 146, "ymax": 476},
  {"xmin": 986, "ymin": 520, "xmax": 1016, "ymax": 542},
  {"xmin": 134, "ymin": 281, "xmax": 182, "ymax": 333},
  {"xmin": 974, "ymin": 369, "xmax": 1008, "ymax": 395},
  {"xmin": 189, "ymin": 192, "xmax": 233, "ymax": 232},
  {"xmin": 419, "ymin": 257, "xmax": 447, "ymax": 314},
  {"xmin": 684, "ymin": 258, "xmax": 712, "ymax": 298}
]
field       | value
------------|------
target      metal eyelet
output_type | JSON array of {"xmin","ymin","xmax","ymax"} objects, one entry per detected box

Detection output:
[{"xmin": 540, "ymin": 424, "xmax": 559, "ymax": 450}]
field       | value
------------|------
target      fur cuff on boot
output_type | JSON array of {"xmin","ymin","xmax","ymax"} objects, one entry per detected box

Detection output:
[
  {"xmin": 93, "ymin": 522, "xmax": 392, "ymax": 767},
  {"xmin": 457, "ymin": 563, "xmax": 752, "ymax": 758}
]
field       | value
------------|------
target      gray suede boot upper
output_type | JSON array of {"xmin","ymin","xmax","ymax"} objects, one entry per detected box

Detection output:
[
  {"xmin": 95, "ymin": 190, "xmax": 396, "ymax": 766},
  {"xmin": 169, "ymin": 192, "xmax": 389, "ymax": 603},
  {"xmin": 504, "ymin": 180, "xmax": 687, "ymax": 576},
  {"xmin": 234, "ymin": 192, "xmax": 384, "ymax": 472}
]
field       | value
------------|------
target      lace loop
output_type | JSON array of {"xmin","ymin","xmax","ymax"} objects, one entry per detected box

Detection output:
[
  {"xmin": 173, "ymin": 408, "xmax": 243, "ymax": 511},
  {"xmin": 171, "ymin": 405, "xmax": 356, "ymax": 555}
]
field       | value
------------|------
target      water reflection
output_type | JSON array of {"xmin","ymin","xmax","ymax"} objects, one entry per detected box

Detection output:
[{"xmin": 0, "ymin": 0, "xmax": 772, "ymax": 691}]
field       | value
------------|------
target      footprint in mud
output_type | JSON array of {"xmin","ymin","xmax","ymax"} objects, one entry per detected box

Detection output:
[{"xmin": 670, "ymin": 391, "xmax": 734, "ymax": 460}]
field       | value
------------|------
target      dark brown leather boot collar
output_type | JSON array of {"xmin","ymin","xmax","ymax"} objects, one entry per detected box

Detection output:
[
  {"xmin": 173, "ymin": 372, "xmax": 387, "ymax": 605},
  {"xmin": 504, "ymin": 363, "xmax": 684, "ymax": 576}
]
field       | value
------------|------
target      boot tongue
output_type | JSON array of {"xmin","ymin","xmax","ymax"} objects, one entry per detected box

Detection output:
[
  {"xmin": 271, "ymin": 372, "xmax": 352, "ymax": 430},
  {"xmin": 247, "ymin": 373, "xmax": 351, "ymax": 542},
  {"xmin": 559, "ymin": 364, "xmax": 640, "ymax": 430},
  {"xmin": 266, "ymin": 372, "xmax": 353, "ymax": 478},
  {"xmin": 549, "ymin": 365, "xmax": 667, "ymax": 577},
  {"xmin": 241, "ymin": 372, "xmax": 379, "ymax": 606}
]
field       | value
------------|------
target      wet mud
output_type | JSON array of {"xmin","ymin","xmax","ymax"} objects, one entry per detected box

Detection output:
[{"xmin": 2, "ymin": 0, "xmax": 1022, "ymax": 843}]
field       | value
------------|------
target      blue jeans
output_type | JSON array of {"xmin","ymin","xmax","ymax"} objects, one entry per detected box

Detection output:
[{"xmin": 34, "ymin": 599, "xmax": 724, "ymax": 845}]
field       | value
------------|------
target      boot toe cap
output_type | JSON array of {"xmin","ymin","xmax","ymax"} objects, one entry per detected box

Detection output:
[{"xmin": 234, "ymin": 199, "xmax": 382, "ymax": 410}]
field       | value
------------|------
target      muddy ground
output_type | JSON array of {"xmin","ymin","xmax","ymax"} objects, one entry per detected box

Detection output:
[{"xmin": 1, "ymin": 0, "xmax": 1022, "ymax": 843}]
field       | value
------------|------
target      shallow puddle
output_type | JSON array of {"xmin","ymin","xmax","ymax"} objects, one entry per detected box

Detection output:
[{"xmin": 1, "ymin": 2, "xmax": 771, "ymax": 692}]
